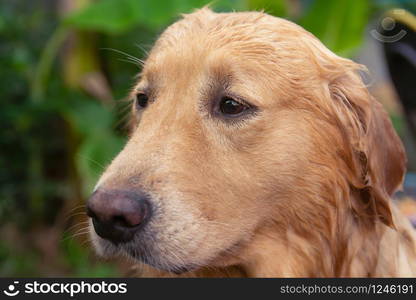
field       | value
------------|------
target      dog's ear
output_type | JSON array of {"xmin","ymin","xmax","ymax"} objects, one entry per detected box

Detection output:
[{"xmin": 327, "ymin": 65, "xmax": 407, "ymax": 227}]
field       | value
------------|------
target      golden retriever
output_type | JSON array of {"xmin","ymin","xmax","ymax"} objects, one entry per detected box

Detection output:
[{"xmin": 86, "ymin": 8, "xmax": 416, "ymax": 277}]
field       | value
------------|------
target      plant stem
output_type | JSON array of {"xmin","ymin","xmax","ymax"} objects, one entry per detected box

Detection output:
[{"xmin": 31, "ymin": 24, "xmax": 69, "ymax": 103}]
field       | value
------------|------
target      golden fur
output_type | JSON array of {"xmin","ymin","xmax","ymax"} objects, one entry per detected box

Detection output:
[{"xmin": 90, "ymin": 8, "xmax": 416, "ymax": 277}]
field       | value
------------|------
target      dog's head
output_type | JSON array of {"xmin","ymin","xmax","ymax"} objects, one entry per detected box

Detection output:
[{"xmin": 87, "ymin": 8, "xmax": 406, "ymax": 275}]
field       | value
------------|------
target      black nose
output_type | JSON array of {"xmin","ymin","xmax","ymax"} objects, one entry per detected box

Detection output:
[{"xmin": 86, "ymin": 189, "xmax": 151, "ymax": 244}]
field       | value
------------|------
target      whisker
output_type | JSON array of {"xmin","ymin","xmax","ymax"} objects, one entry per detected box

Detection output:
[
  {"xmin": 64, "ymin": 211, "xmax": 87, "ymax": 222},
  {"xmin": 76, "ymin": 154, "xmax": 106, "ymax": 173},
  {"xmin": 61, "ymin": 230, "xmax": 90, "ymax": 243},
  {"xmin": 101, "ymin": 48, "xmax": 145, "ymax": 66},
  {"xmin": 63, "ymin": 221, "xmax": 90, "ymax": 235},
  {"xmin": 114, "ymin": 100, "xmax": 133, "ymax": 129},
  {"xmin": 134, "ymin": 43, "xmax": 150, "ymax": 56},
  {"xmin": 80, "ymin": 235, "xmax": 93, "ymax": 248},
  {"xmin": 117, "ymin": 58, "xmax": 142, "ymax": 67},
  {"xmin": 65, "ymin": 204, "xmax": 86, "ymax": 217}
]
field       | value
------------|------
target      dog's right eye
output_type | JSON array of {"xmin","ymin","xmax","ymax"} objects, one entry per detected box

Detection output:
[
  {"xmin": 219, "ymin": 97, "xmax": 249, "ymax": 116},
  {"xmin": 135, "ymin": 93, "xmax": 149, "ymax": 109}
]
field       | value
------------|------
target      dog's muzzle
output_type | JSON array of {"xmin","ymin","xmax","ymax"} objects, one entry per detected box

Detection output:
[{"xmin": 86, "ymin": 189, "xmax": 151, "ymax": 244}]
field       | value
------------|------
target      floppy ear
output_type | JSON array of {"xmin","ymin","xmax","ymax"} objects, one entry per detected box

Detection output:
[{"xmin": 328, "ymin": 66, "xmax": 407, "ymax": 227}]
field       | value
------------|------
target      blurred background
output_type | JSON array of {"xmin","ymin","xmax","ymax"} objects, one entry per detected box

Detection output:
[{"xmin": 1, "ymin": 0, "xmax": 416, "ymax": 277}]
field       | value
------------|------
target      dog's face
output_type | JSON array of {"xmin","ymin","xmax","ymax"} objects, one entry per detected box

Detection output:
[{"xmin": 88, "ymin": 9, "xmax": 406, "ymax": 275}]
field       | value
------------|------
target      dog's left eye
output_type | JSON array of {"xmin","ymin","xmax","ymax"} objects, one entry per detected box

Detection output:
[
  {"xmin": 135, "ymin": 93, "xmax": 149, "ymax": 109},
  {"xmin": 219, "ymin": 97, "xmax": 248, "ymax": 116}
]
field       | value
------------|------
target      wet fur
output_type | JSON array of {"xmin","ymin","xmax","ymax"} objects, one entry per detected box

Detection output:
[{"xmin": 90, "ymin": 8, "xmax": 416, "ymax": 277}]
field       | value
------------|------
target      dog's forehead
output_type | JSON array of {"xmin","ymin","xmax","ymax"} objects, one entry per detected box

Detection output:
[
  {"xmin": 141, "ymin": 30, "xmax": 277, "ymax": 88},
  {"xmin": 139, "ymin": 47, "xmax": 277, "ymax": 109},
  {"xmin": 135, "ymin": 9, "xmax": 317, "ymax": 106}
]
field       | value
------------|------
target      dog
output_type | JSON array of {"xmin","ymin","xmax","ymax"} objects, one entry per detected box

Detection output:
[{"xmin": 86, "ymin": 8, "xmax": 416, "ymax": 277}]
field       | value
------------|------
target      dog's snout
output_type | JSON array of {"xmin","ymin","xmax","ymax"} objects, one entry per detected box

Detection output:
[{"xmin": 86, "ymin": 189, "xmax": 151, "ymax": 244}]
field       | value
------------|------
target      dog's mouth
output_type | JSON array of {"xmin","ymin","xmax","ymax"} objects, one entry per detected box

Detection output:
[
  {"xmin": 94, "ymin": 227, "xmax": 246, "ymax": 275},
  {"xmin": 91, "ymin": 228, "xmax": 196, "ymax": 274}
]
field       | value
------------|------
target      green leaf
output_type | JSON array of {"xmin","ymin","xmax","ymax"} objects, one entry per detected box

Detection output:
[
  {"xmin": 77, "ymin": 133, "xmax": 124, "ymax": 196},
  {"xmin": 61, "ymin": 235, "xmax": 119, "ymax": 277},
  {"xmin": 63, "ymin": 100, "xmax": 125, "ymax": 196},
  {"xmin": 64, "ymin": 100, "xmax": 114, "ymax": 136},
  {"xmin": 390, "ymin": 114, "xmax": 405, "ymax": 135},
  {"xmin": 65, "ymin": 0, "xmax": 143, "ymax": 34},
  {"xmin": 248, "ymin": 0, "xmax": 287, "ymax": 17},
  {"xmin": 300, "ymin": 0, "xmax": 370, "ymax": 57},
  {"xmin": 64, "ymin": 0, "xmax": 217, "ymax": 34}
]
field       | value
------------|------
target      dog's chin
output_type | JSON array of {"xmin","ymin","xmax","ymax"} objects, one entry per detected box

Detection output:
[
  {"xmin": 91, "ymin": 234, "xmax": 197, "ymax": 274},
  {"xmin": 124, "ymin": 246, "xmax": 197, "ymax": 274},
  {"xmin": 122, "ymin": 242, "xmax": 245, "ymax": 275}
]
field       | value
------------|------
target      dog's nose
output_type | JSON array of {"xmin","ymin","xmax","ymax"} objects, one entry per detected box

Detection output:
[{"xmin": 86, "ymin": 189, "xmax": 151, "ymax": 244}]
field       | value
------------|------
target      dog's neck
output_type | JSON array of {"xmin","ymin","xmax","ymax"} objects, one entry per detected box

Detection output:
[
  {"xmin": 222, "ymin": 216, "xmax": 390, "ymax": 277},
  {"xmin": 232, "ymin": 209, "xmax": 416, "ymax": 277}
]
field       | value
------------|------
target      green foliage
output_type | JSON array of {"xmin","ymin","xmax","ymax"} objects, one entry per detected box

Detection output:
[
  {"xmin": 64, "ymin": 100, "xmax": 125, "ymax": 196},
  {"xmin": 0, "ymin": 1, "xmax": 126, "ymax": 276},
  {"xmin": 0, "ymin": 243, "xmax": 38, "ymax": 277},
  {"xmin": 248, "ymin": 0, "xmax": 287, "ymax": 16},
  {"xmin": 300, "ymin": 0, "xmax": 370, "ymax": 56},
  {"xmin": 391, "ymin": 114, "xmax": 405, "ymax": 136},
  {"xmin": 61, "ymin": 235, "xmax": 119, "ymax": 277},
  {"xmin": 65, "ymin": 0, "xmax": 148, "ymax": 34},
  {"xmin": 65, "ymin": 0, "xmax": 228, "ymax": 34},
  {"xmin": 0, "ymin": 1, "xmax": 49, "ymax": 224}
]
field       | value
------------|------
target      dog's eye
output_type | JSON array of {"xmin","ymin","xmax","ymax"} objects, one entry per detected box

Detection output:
[
  {"xmin": 219, "ymin": 97, "xmax": 248, "ymax": 116},
  {"xmin": 135, "ymin": 93, "xmax": 149, "ymax": 109}
]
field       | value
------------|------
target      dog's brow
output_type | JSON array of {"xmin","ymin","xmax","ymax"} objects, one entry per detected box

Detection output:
[
  {"xmin": 135, "ymin": 69, "xmax": 156, "ymax": 89},
  {"xmin": 144, "ymin": 70, "xmax": 158, "ymax": 84},
  {"xmin": 135, "ymin": 77, "xmax": 157, "ymax": 98},
  {"xmin": 211, "ymin": 63, "xmax": 233, "ymax": 87},
  {"xmin": 200, "ymin": 71, "xmax": 232, "ymax": 101}
]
